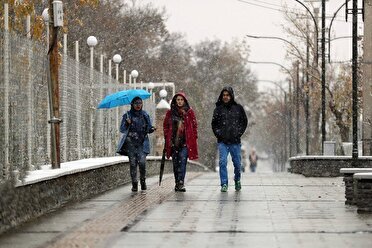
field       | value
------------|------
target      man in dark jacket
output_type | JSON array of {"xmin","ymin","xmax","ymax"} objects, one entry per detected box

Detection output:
[{"xmin": 211, "ymin": 86, "xmax": 248, "ymax": 192}]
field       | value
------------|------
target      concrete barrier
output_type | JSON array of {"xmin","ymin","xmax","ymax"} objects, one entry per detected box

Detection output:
[
  {"xmin": 354, "ymin": 172, "xmax": 372, "ymax": 213},
  {"xmin": 289, "ymin": 156, "xmax": 372, "ymax": 177},
  {"xmin": 340, "ymin": 168, "xmax": 372, "ymax": 205}
]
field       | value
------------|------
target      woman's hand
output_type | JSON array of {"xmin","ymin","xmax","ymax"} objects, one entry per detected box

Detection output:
[{"xmin": 148, "ymin": 126, "xmax": 156, "ymax": 133}]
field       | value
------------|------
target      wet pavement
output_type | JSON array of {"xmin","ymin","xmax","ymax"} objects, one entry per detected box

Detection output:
[{"xmin": 1, "ymin": 159, "xmax": 372, "ymax": 248}]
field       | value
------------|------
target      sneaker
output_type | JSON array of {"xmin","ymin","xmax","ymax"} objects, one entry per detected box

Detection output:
[
  {"xmin": 175, "ymin": 181, "xmax": 186, "ymax": 192},
  {"xmin": 178, "ymin": 184, "xmax": 186, "ymax": 192},
  {"xmin": 235, "ymin": 180, "xmax": 241, "ymax": 191},
  {"xmin": 221, "ymin": 184, "xmax": 228, "ymax": 192}
]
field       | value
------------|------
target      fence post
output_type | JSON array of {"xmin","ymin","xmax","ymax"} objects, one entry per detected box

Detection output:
[
  {"xmin": 3, "ymin": 3, "xmax": 10, "ymax": 178},
  {"xmin": 26, "ymin": 15, "xmax": 33, "ymax": 169},
  {"xmin": 61, "ymin": 33, "xmax": 67, "ymax": 161},
  {"xmin": 99, "ymin": 54, "xmax": 104, "ymax": 157},
  {"xmin": 75, "ymin": 41, "xmax": 81, "ymax": 159},
  {"xmin": 108, "ymin": 60, "xmax": 112, "ymax": 155}
]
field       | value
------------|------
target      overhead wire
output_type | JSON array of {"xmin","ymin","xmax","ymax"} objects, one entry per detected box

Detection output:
[{"xmin": 237, "ymin": 0, "xmax": 349, "ymax": 23}]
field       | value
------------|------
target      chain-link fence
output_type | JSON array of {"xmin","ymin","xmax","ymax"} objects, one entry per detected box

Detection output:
[{"xmin": 0, "ymin": 30, "xmax": 156, "ymax": 181}]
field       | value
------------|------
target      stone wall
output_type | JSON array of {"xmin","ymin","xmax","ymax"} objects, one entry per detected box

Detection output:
[
  {"xmin": 0, "ymin": 158, "xmax": 208, "ymax": 234},
  {"xmin": 289, "ymin": 156, "xmax": 372, "ymax": 177},
  {"xmin": 355, "ymin": 179, "xmax": 372, "ymax": 213},
  {"xmin": 343, "ymin": 174, "xmax": 355, "ymax": 205}
]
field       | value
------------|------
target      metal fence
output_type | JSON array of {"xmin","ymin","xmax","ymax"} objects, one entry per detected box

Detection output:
[{"xmin": 0, "ymin": 29, "xmax": 156, "ymax": 180}]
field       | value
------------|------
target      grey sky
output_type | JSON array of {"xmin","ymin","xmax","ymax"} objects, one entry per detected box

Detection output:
[{"xmin": 140, "ymin": 0, "xmax": 360, "ymax": 91}]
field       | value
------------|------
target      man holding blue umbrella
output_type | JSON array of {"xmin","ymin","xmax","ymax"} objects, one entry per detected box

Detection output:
[{"xmin": 117, "ymin": 96, "xmax": 155, "ymax": 193}]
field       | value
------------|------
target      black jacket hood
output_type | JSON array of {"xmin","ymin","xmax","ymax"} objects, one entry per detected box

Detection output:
[{"xmin": 215, "ymin": 86, "xmax": 236, "ymax": 106}]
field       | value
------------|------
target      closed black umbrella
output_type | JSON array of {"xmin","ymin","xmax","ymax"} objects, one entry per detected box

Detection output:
[{"xmin": 159, "ymin": 146, "xmax": 166, "ymax": 186}]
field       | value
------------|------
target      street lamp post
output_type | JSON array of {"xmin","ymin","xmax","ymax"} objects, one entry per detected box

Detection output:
[
  {"xmin": 258, "ymin": 80, "xmax": 288, "ymax": 164},
  {"xmin": 295, "ymin": 60, "xmax": 301, "ymax": 154},
  {"xmin": 349, "ymin": 0, "xmax": 360, "ymax": 160},
  {"xmin": 148, "ymin": 82, "xmax": 155, "ymax": 103},
  {"xmin": 328, "ymin": 1, "xmax": 350, "ymax": 62},
  {"xmin": 247, "ymin": 33, "xmax": 313, "ymax": 155},
  {"xmin": 87, "ymin": 36, "xmax": 97, "ymax": 156},
  {"xmin": 131, "ymin": 70, "xmax": 139, "ymax": 89},
  {"xmin": 247, "ymin": 61, "xmax": 294, "ymax": 157},
  {"xmin": 321, "ymin": 0, "xmax": 327, "ymax": 154},
  {"xmin": 42, "ymin": 8, "xmax": 49, "ymax": 50},
  {"xmin": 294, "ymin": 0, "xmax": 319, "ymax": 66},
  {"xmin": 113, "ymin": 54, "xmax": 122, "ymax": 81},
  {"xmin": 87, "ymin": 36, "xmax": 97, "ymax": 68},
  {"xmin": 246, "ymin": 35, "xmax": 305, "ymax": 62},
  {"xmin": 113, "ymin": 54, "xmax": 122, "ymax": 130}
]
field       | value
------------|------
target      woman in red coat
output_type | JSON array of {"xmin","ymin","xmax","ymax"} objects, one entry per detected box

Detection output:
[{"xmin": 163, "ymin": 92, "xmax": 198, "ymax": 192}]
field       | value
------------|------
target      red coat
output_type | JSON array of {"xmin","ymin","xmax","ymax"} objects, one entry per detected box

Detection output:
[{"xmin": 163, "ymin": 93, "xmax": 198, "ymax": 160}]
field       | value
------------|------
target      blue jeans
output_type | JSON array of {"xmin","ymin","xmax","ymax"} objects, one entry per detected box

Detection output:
[
  {"xmin": 218, "ymin": 143, "xmax": 241, "ymax": 186},
  {"xmin": 172, "ymin": 146, "xmax": 188, "ymax": 183}
]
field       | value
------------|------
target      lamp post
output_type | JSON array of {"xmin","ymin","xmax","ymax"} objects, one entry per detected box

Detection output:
[
  {"xmin": 247, "ymin": 60, "xmax": 294, "ymax": 157},
  {"xmin": 87, "ymin": 36, "xmax": 97, "ymax": 156},
  {"xmin": 113, "ymin": 54, "xmax": 121, "ymax": 130},
  {"xmin": 297, "ymin": 0, "xmax": 325, "ymax": 153},
  {"xmin": 294, "ymin": 0, "xmax": 319, "ymax": 66},
  {"xmin": 247, "ymin": 33, "xmax": 313, "ymax": 155},
  {"xmin": 328, "ymin": 1, "xmax": 350, "ymax": 62},
  {"xmin": 148, "ymin": 82, "xmax": 155, "ymax": 102},
  {"xmin": 349, "ymin": 0, "xmax": 360, "ymax": 160},
  {"xmin": 87, "ymin": 36, "xmax": 97, "ymax": 68},
  {"xmin": 131, "ymin": 70, "xmax": 139, "ymax": 88},
  {"xmin": 113, "ymin": 54, "xmax": 122, "ymax": 81},
  {"xmin": 246, "ymin": 35, "xmax": 304, "ymax": 62},
  {"xmin": 258, "ymin": 80, "xmax": 288, "ymax": 164},
  {"xmin": 321, "ymin": 0, "xmax": 326, "ymax": 154},
  {"xmin": 42, "ymin": 8, "xmax": 49, "ymax": 50}
]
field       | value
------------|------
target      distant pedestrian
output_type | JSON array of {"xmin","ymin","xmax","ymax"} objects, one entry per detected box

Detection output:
[
  {"xmin": 241, "ymin": 146, "xmax": 248, "ymax": 173},
  {"xmin": 117, "ymin": 97, "xmax": 155, "ymax": 193},
  {"xmin": 211, "ymin": 86, "xmax": 248, "ymax": 192},
  {"xmin": 249, "ymin": 148, "xmax": 258, "ymax": 173},
  {"xmin": 163, "ymin": 92, "xmax": 198, "ymax": 192}
]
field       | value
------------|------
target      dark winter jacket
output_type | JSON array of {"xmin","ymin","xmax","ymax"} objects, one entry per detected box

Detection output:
[
  {"xmin": 211, "ymin": 86, "xmax": 248, "ymax": 144},
  {"xmin": 117, "ymin": 107, "xmax": 154, "ymax": 156},
  {"xmin": 164, "ymin": 92, "xmax": 198, "ymax": 160}
]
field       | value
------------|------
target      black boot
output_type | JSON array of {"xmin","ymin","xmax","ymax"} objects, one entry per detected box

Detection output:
[
  {"xmin": 131, "ymin": 182, "xmax": 138, "ymax": 192},
  {"xmin": 177, "ymin": 181, "xmax": 186, "ymax": 192},
  {"xmin": 140, "ymin": 179, "xmax": 147, "ymax": 191}
]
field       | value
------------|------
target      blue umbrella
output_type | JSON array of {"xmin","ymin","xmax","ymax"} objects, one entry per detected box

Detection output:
[{"xmin": 97, "ymin": 89, "xmax": 151, "ymax": 109}]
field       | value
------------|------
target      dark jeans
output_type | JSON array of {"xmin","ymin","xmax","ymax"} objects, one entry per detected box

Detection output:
[
  {"xmin": 125, "ymin": 142, "xmax": 146, "ymax": 183},
  {"xmin": 172, "ymin": 146, "xmax": 188, "ymax": 183},
  {"xmin": 250, "ymin": 163, "xmax": 257, "ymax": 173}
]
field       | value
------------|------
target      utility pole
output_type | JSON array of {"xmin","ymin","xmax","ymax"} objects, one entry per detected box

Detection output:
[
  {"xmin": 351, "ymin": 0, "xmax": 359, "ymax": 160},
  {"xmin": 295, "ymin": 61, "xmax": 300, "ymax": 154},
  {"xmin": 48, "ymin": 1, "xmax": 63, "ymax": 168},
  {"xmin": 362, "ymin": 0, "xmax": 372, "ymax": 156},
  {"xmin": 305, "ymin": 24, "xmax": 310, "ymax": 156},
  {"xmin": 321, "ymin": 0, "xmax": 326, "ymax": 154}
]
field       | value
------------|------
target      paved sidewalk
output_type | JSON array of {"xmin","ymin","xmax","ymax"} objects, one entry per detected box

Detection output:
[{"xmin": 1, "ymin": 159, "xmax": 372, "ymax": 247}]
